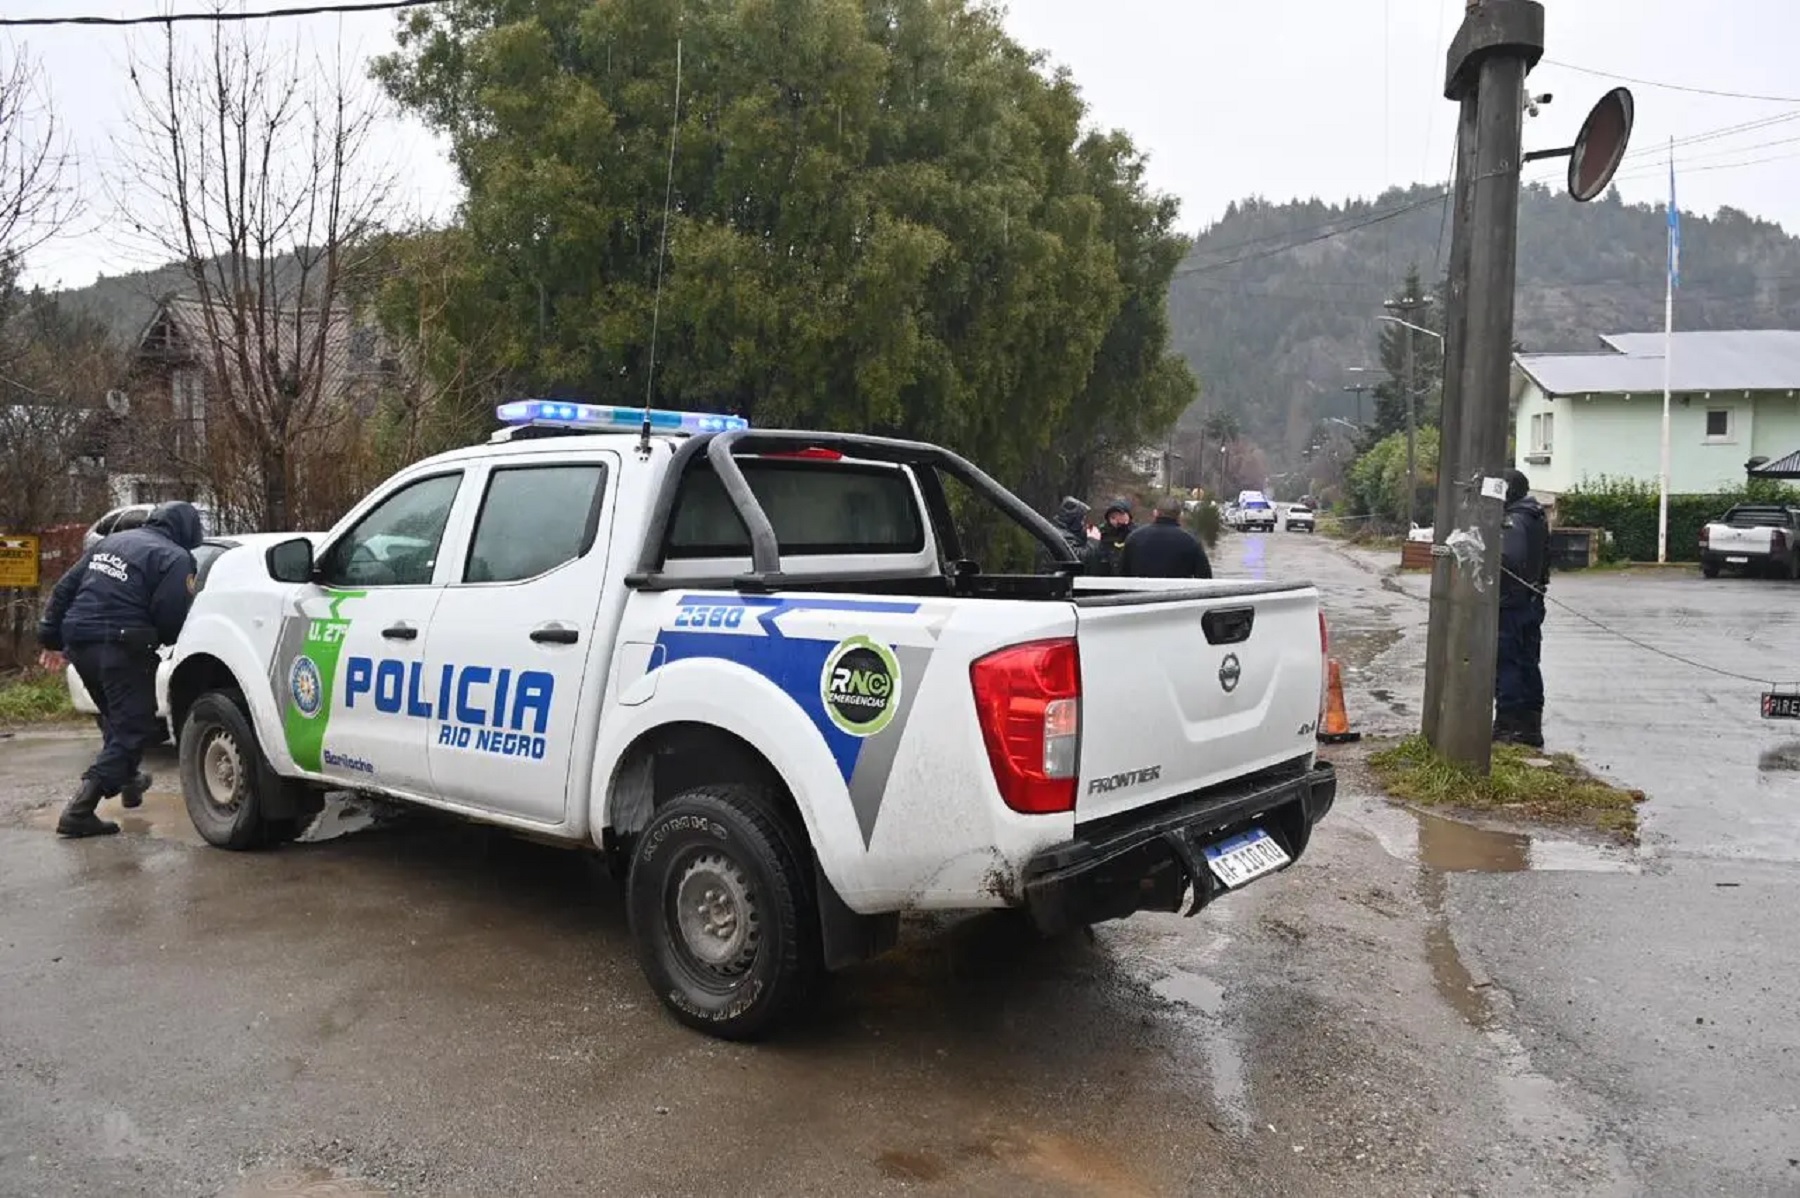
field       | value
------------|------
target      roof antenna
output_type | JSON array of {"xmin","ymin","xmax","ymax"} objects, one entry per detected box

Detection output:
[{"xmin": 640, "ymin": 37, "xmax": 683, "ymax": 457}]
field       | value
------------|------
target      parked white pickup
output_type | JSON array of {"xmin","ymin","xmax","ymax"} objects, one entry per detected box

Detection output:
[{"xmin": 1699, "ymin": 505, "xmax": 1800, "ymax": 579}]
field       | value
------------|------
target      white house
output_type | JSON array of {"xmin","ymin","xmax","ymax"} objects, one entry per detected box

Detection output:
[{"xmin": 1511, "ymin": 330, "xmax": 1800, "ymax": 498}]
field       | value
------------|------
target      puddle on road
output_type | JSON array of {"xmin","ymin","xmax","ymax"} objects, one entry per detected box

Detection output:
[
  {"xmin": 224, "ymin": 1166, "xmax": 387, "ymax": 1196},
  {"xmin": 1758, "ymin": 741, "xmax": 1800, "ymax": 773},
  {"xmin": 1150, "ymin": 967, "xmax": 1225, "ymax": 1016},
  {"xmin": 876, "ymin": 1130, "xmax": 1158, "ymax": 1197},
  {"xmin": 25, "ymin": 787, "xmax": 390, "ymax": 849},
  {"xmin": 1410, "ymin": 812, "xmax": 1636, "ymax": 1029}
]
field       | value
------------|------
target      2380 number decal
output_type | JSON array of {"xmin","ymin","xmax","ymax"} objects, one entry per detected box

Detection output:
[{"xmin": 674, "ymin": 604, "xmax": 746, "ymax": 630}]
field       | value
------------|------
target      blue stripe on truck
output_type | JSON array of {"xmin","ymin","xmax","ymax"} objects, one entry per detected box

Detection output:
[{"xmin": 651, "ymin": 595, "xmax": 921, "ymax": 783}]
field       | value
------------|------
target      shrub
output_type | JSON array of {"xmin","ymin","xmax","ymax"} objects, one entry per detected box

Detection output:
[
  {"xmin": 1558, "ymin": 476, "xmax": 1800, "ymax": 563},
  {"xmin": 1347, "ymin": 428, "xmax": 1439, "ymax": 528}
]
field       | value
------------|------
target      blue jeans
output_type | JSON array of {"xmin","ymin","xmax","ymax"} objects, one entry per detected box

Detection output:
[{"xmin": 1495, "ymin": 602, "xmax": 1544, "ymax": 714}]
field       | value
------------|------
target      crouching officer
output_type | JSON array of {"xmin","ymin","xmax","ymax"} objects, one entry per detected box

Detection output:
[
  {"xmin": 37, "ymin": 501, "xmax": 204, "ymax": 838},
  {"xmin": 1496, "ymin": 469, "xmax": 1550, "ymax": 749}
]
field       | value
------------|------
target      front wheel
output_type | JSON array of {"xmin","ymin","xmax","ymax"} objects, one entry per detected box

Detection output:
[
  {"xmin": 179, "ymin": 690, "xmax": 288, "ymax": 851},
  {"xmin": 626, "ymin": 785, "xmax": 821, "ymax": 1040}
]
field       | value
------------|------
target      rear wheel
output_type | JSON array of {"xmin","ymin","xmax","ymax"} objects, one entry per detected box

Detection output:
[
  {"xmin": 179, "ymin": 690, "xmax": 293, "ymax": 851},
  {"xmin": 1701, "ymin": 558, "xmax": 1721, "ymax": 578},
  {"xmin": 626, "ymin": 784, "xmax": 820, "ymax": 1040}
]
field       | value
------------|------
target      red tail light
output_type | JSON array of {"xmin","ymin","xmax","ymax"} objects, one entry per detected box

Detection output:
[
  {"xmin": 1775, "ymin": 530, "xmax": 1788, "ymax": 552},
  {"xmin": 970, "ymin": 638, "xmax": 1081, "ymax": 814},
  {"xmin": 1699, "ymin": 526, "xmax": 1710, "ymax": 548},
  {"xmin": 762, "ymin": 447, "xmax": 843, "ymax": 460}
]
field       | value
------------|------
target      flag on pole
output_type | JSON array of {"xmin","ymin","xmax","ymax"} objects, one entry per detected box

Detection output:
[{"xmin": 1668, "ymin": 149, "xmax": 1681, "ymax": 290}]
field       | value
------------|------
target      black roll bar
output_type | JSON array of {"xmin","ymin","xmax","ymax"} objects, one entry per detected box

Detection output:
[{"xmin": 626, "ymin": 428, "xmax": 1079, "ymax": 591}]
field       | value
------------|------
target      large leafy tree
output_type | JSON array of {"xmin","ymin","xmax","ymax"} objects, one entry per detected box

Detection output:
[{"xmin": 375, "ymin": 0, "xmax": 1193, "ymax": 502}]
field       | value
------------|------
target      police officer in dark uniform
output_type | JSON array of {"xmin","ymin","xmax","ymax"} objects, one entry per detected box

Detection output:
[
  {"xmin": 1087, "ymin": 498, "xmax": 1134, "ymax": 576},
  {"xmin": 1495, "ymin": 469, "xmax": 1550, "ymax": 749},
  {"xmin": 37, "ymin": 501, "xmax": 204, "ymax": 838}
]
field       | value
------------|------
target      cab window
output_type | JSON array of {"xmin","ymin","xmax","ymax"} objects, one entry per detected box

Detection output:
[
  {"xmin": 667, "ymin": 460, "xmax": 924, "ymax": 557},
  {"xmin": 317, "ymin": 473, "xmax": 462, "ymax": 588},
  {"xmin": 463, "ymin": 463, "xmax": 608, "ymax": 584}
]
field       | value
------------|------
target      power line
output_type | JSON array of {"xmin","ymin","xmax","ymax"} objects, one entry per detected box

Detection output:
[
  {"xmin": 1176, "ymin": 189, "xmax": 1455, "ymax": 279},
  {"xmin": 0, "ymin": 0, "xmax": 441, "ymax": 27},
  {"xmin": 1543, "ymin": 59, "xmax": 1800, "ymax": 105},
  {"xmin": 1503, "ymin": 567, "xmax": 1780, "ymax": 686}
]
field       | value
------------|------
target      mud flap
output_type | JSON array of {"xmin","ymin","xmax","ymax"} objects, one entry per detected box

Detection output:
[{"xmin": 816, "ymin": 863, "xmax": 899, "ymax": 971}]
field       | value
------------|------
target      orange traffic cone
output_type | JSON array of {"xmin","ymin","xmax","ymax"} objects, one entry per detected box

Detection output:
[{"xmin": 1318, "ymin": 658, "xmax": 1361, "ymax": 744}]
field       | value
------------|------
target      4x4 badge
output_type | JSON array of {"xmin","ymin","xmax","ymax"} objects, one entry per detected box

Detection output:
[{"xmin": 1219, "ymin": 653, "xmax": 1242, "ymax": 693}]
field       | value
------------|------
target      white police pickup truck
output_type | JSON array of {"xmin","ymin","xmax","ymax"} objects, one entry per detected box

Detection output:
[{"xmin": 168, "ymin": 402, "xmax": 1337, "ymax": 1038}]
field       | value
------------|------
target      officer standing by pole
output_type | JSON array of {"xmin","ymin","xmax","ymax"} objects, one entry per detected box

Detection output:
[
  {"xmin": 36, "ymin": 501, "xmax": 205, "ymax": 838},
  {"xmin": 1495, "ymin": 469, "xmax": 1549, "ymax": 748}
]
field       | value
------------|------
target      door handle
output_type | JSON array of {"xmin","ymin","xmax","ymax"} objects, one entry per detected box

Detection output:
[
  {"xmin": 382, "ymin": 624, "xmax": 418, "ymax": 641},
  {"xmin": 531, "ymin": 626, "xmax": 580, "ymax": 645}
]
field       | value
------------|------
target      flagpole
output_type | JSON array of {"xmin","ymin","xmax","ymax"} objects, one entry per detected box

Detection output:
[{"xmin": 1658, "ymin": 137, "xmax": 1676, "ymax": 564}]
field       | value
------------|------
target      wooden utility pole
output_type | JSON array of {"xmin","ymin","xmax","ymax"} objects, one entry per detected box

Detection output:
[
  {"xmin": 1384, "ymin": 293, "xmax": 1431, "ymax": 529},
  {"xmin": 1422, "ymin": 0, "xmax": 1543, "ymax": 772}
]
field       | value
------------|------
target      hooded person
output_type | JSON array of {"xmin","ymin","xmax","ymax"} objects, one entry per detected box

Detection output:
[
  {"xmin": 1087, "ymin": 497, "xmax": 1135, "ymax": 576},
  {"xmin": 1040, "ymin": 496, "xmax": 1091, "ymax": 571},
  {"xmin": 1495, "ymin": 469, "xmax": 1550, "ymax": 749},
  {"xmin": 38, "ymin": 500, "xmax": 206, "ymax": 837}
]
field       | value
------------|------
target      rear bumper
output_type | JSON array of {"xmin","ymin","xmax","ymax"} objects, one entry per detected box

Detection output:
[{"xmin": 1021, "ymin": 760, "xmax": 1337, "ymax": 935}]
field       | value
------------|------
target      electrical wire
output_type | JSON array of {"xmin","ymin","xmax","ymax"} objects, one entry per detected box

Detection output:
[
  {"xmin": 1502, "ymin": 566, "xmax": 1779, "ymax": 687},
  {"xmin": 1542, "ymin": 59, "xmax": 1800, "ymax": 105},
  {"xmin": 0, "ymin": 0, "xmax": 441, "ymax": 26},
  {"xmin": 1175, "ymin": 188, "xmax": 1457, "ymax": 279}
]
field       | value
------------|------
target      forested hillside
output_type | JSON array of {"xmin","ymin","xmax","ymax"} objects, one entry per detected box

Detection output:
[{"xmin": 1168, "ymin": 182, "xmax": 1800, "ymax": 467}]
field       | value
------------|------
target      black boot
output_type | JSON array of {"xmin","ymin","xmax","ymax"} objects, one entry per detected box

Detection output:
[
  {"xmin": 119, "ymin": 771, "xmax": 152, "ymax": 810},
  {"xmin": 1518, "ymin": 709, "xmax": 1545, "ymax": 750},
  {"xmin": 1492, "ymin": 710, "xmax": 1522, "ymax": 744},
  {"xmin": 56, "ymin": 779, "xmax": 120, "ymax": 838}
]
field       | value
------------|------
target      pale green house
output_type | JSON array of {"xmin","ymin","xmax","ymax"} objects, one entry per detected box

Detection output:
[{"xmin": 1510, "ymin": 330, "xmax": 1800, "ymax": 500}]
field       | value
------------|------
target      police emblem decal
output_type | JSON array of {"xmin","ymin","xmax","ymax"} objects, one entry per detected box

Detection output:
[{"xmin": 289, "ymin": 655, "xmax": 324, "ymax": 719}]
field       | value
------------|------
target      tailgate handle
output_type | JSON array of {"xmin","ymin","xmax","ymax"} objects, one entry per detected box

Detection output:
[{"xmin": 1201, "ymin": 607, "xmax": 1255, "ymax": 645}]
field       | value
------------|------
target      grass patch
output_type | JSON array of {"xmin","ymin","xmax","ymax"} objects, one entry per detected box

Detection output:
[
  {"xmin": 0, "ymin": 669, "xmax": 76, "ymax": 725},
  {"xmin": 1369, "ymin": 735, "xmax": 1641, "ymax": 840}
]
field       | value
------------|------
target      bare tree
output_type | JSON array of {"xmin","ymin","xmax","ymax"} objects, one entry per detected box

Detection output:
[
  {"xmin": 0, "ymin": 51, "xmax": 78, "ymax": 279},
  {"xmin": 119, "ymin": 18, "xmax": 394, "ymax": 531}
]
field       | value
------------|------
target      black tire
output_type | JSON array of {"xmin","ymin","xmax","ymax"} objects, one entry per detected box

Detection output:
[
  {"xmin": 626, "ymin": 784, "xmax": 820, "ymax": 1040},
  {"xmin": 1701, "ymin": 558, "xmax": 1720, "ymax": 578},
  {"xmin": 179, "ymin": 689, "xmax": 288, "ymax": 851}
]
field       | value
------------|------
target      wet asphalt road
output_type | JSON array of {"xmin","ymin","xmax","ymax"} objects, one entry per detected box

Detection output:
[{"xmin": 0, "ymin": 531, "xmax": 1794, "ymax": 1195}]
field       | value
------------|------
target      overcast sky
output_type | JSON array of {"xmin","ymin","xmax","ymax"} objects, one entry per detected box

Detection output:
[{"xmin": 9, "ymin": 0, "xmax": 1800, "ymax": 291}]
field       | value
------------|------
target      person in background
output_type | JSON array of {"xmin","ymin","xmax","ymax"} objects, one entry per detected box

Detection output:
[
  {"xmin": 1087, "ymin": 498, "xmax": 1134, "ymax": 575},
  {"xmin": 1495, "ymin": 468, "xmax": 1550, "ymax": 749},
  {"xmin": 1040, "ymin": 496, "xmax": 1091, "ymax": 571},
  {"xmin": 37, "ymin": 501, "xmax": 204, "ymax": 838},
  {"xmin": 1120, "ymin": 494, "xmax": 1213, "ymax": 579}
]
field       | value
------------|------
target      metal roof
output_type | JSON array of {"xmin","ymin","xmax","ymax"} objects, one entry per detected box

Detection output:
[
  {"xmin": 1750, "ymin": 447, "xmax": 1800, "ymax": 479},
  {"xmin": 1515, "ymin": 330, "xmax": 1800, "ymax": 396}
]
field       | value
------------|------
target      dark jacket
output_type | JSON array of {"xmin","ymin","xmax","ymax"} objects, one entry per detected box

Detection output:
[
  {"xmin": 1119, "ymin": 516, "xmax": 1212, "ymax": 579},
  {"xmin": 1499, "ymin": 495, "xmax": 1549, "ymax": 609},
  {"xmin": 1039, "ymin": 498, "xmax": 1090, "ymax": 571},
  {"xmin": 1087, "ymin": 523, "xmax": 1132, "ymax": 576},
  {"xmin": 39, "ymin": 502, "xmax": 205, "ymax": 650}
]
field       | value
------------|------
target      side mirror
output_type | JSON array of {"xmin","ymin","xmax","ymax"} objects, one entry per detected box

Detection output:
[{"xmin": 266, "ymin": 537, "xmax": 315, "ymax": 584}]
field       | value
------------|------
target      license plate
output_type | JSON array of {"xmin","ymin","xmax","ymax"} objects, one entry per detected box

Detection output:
[
  {"xmin": 1763, "ymin": 693, "xmax": 1800, "ymax": 720},
  {"xmin": 1202, "ymin": 827, "xmax": 1291, "ymax": 888},
  {"xmin": 1727, "ymin": 556, "xmax": 1750, "ymax": 564}
]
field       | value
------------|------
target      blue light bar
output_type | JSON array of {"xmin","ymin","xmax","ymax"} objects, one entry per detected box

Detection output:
[{"xmin": 495, "ymin": 399, "xmax": 749, "ymax": 435}]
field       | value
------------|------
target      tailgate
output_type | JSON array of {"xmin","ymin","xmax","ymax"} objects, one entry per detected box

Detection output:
[
  {"xmin": 1711, "ymin": 525, "xmax": 1775, "ymax": 553},
  {"xmin": 1071, "ymin": 580, "xmax": 1323, "ymax": 823}
]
